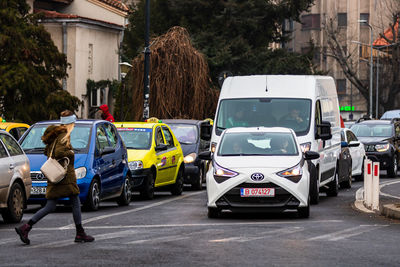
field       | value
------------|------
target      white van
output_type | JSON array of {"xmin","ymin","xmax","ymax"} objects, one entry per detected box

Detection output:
[{"xmin": 211, "ymin": 75, "xmax": 341, "ymax": 204}]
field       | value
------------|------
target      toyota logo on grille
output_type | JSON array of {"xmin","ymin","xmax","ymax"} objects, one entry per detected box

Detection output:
[
  {"xmin": 251, "ymin": 173, "xmax": 264, "ymax": 181},
  {"xmin": 36, "ymin": 173, "xmax": 45, "ymax": 179}
]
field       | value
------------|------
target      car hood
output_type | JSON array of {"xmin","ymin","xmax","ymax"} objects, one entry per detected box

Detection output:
[
  {"xmin": 180, "ymin": 143, "xmax": 197, "ymax": 156},
  {"xmin": 127, "ymin": 149, "xmax": 151, "ymax": 161},
  {"xmin": 215, "ymin": 155, "xmax": 301, "ymax": 170},
  {"xmin": 357, "ymin": 136, "xmax": 390, "ymax": 144},
  {"xmin": 27, "ymin": 153, "xmax": 88, "ymax": 171}
]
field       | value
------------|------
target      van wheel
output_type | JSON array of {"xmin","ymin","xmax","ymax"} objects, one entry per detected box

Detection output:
[
  {"xmin": 191, "ymin": 167, "xmax": 203, "ymax": 190},
  {"xmin": 1, "ymin": 183, "xmax": 24, "ymax": 223},
  {"xmin": 117, "ymin": 176, "xmax": 132, "ymax": 206},
  {"xmin": 297, "ymin": 196, "xmax": 310, "ymax": 218},
  {"xmin": 171, "ymin": 168, "xmax": 184, "ymax": 195},
  {"xmin": 84, "ymin": 179, "xmax": 100, "ymax": 211},
  {"xmin": 140, "ymin": 172, "xmax": 155, "ymax": 200},
  {"xmin": 387, "ymin": 155, "xmax": 398, "ymax": 177},
  {"xmin": 309, "ymin": 164, "xmax": 319, "ymax": 205},
  {"xmin": 208, "ymin": 207, "xmax": 220, "ymax": 218},
  {"xmin": 326, "ymin": 169, "xmax": 339, "ymax": 197}
]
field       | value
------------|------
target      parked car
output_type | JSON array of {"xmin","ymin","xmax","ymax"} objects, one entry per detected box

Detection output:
[
  {"xmin": 0, "ymin": 131, "xmax": 31, "ymax": 223},
  {"xmin": 163, "ymin": 119, "xmax": 212, "ymax": 190},
  {"xmin": 19, "ymin": 120, "xmax": 131, "ymax": 210},
  {"xmin": 341, "ymin": 128, "xmax": 366, "ymax": 181},
  {"xmin": 380, "ymin": 109, "xmax": 400, "ymax": 120},
  {"xmin": 343, "ymin": 120, "xmax": 356, "ymax": 129},
  {"xmin": 0, "ymin": 122, "xmax": 30, "ymax": 141},
  {"xmin": 350, "ymin": 119, "xmax": 400, "ymax": 177},
  {"xmin": 338, "ymin": 139, "xmax": 352, "ymax": 189},
  {"xmin": 200, "ymin": 127, "xmax": 319, "ymax": 218},
  {"xmin": 114, "ymin": 121, "xmax": 185, "ymax": 199}
]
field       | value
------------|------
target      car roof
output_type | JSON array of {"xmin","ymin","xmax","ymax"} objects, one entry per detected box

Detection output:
[
  {"xmin": 162, "ymin": 119, "xmax": 203, "ymax": 125},
  {"xmin": 355, "ymin": 120, "xmax": 392, "ymax": 125},
  {"xmin": 114, "ymin": 122, "xmax": 162, "ymax": 129},
  {"xmin": 0, "ymin": 122, "xmax": 30, "ymax": 129},
  {"xmin": 224, "ymin": 127, "xmax": 294, "ymax": 134},
  {"xmin": 32, "ymin": 119, "xmax": 103, "ymax": 126}
]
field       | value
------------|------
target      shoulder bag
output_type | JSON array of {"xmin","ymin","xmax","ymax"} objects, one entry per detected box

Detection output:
[{"xmin": 40, "ymin": 140, "xmax": 70, "ymax": 184}]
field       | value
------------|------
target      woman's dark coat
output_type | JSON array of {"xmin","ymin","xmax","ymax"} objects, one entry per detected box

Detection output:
[{"xmin": 42, "ymin": 125, "xmax": 80, "ymax": 199}]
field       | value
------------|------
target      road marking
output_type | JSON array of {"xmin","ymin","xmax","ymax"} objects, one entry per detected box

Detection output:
[
  {"xmin": 380, "ymin": 180, "xmax": 400, "ymax": 200},
  {"xmin": 60, "ymin": 191, "xmax": 205, "ymax": 229},
  {"xmin": 307, "ymin": 224, "xmax": 388, "ymax": 241},
  {"xmin": 210, "ymin": 226, "xmax": 304, "ymax": 243},
  {"xmin": 0, "ymin": 234, "xmax": 49, "ymax": 245},
  {"xmin": 126, "ymin": 235, "xmax": 189, "ymax": 244}
]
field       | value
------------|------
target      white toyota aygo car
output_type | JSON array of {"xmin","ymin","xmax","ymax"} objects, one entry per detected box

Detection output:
[{"xmin": 199, "ymin": 127, "xmax": 320, "ymax": 218}]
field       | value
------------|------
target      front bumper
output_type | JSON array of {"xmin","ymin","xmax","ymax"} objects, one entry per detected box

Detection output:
[
  {"xmin": 366, "ymin": 151, "xmax": 394, "ymax": 170},
  {"xmin": 184, "ymin": 163, "xmax": 200, "ymax": 183},
  {"xmin": 130, "ymin": 168, "xmax": 152, "ymax": 188}
]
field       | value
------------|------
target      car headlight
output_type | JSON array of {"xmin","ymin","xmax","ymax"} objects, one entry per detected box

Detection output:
[
  {"xmin": 128, "ymin": 161, "xmax": 143, "ymax": 171},
  {"xmin": 184, "ymin": 153, "xmax": 197, "ymax": 163},
  {"xmin": 375, "ymin": 143, "xmax": 390, "ymax": 152},
  {"xmin": 300, "ymin": 142, "xmax": 311, "ymax": 153},
  {"xmin": 212, "ymin": 161, "xmax": 238, "ymax": 183},
  {"xmin": 277, "ymin": 163, "xmax": 303, "ymax": 183},
  {"xmin": 75, "ymin": 167, "xmax": 87, "ymax": 179}
]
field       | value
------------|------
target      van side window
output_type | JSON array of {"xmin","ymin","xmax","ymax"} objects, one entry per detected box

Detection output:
[{"xmin": 315, "ymin": 100, "xmax": 322, "ymax": 137}]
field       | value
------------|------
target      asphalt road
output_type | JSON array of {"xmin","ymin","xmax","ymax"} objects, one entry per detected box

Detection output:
[{"xmin": 1, "ymin": 178, "xmax": 400, "ymax": 267}]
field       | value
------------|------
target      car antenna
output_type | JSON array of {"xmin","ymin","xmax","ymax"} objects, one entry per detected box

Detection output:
[{"xmin": 265, "ymin": 76, "xmax": 268, "ymax": 92}]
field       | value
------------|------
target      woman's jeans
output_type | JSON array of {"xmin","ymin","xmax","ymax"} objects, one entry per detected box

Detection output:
[{"xmin": 30, "ymin": 195, "xmax": 82, "ymax": 225}]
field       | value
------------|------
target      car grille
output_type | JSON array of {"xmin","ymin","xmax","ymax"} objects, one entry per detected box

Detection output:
[
  {"xmin": 216, "ymin": 182, "xmax": 298, "ymax": 207},
  {"xmin": 30, "ymin": 171, "xmax": 47, "ymax": 182},
  {"xmin": 365, "ymin": 145, "xmax": 376, "ymax": 152}
]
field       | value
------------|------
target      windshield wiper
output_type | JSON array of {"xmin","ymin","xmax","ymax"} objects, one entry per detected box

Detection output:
[
  {"xmin": 179, "ymin": 142, "xmax": 193, "ymax": 145},
  {"xmin": 217, "ymin": 126, "xmax": 226, "ymax": 130}
]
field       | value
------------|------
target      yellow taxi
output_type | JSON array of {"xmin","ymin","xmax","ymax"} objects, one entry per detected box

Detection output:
[
  {"xmin": 0, "ymin": 122, "xmax": 30, "ymax": 140},
  {"xmin": 114, "ymin": 119, "xmax": 185, "ymax": 199}
]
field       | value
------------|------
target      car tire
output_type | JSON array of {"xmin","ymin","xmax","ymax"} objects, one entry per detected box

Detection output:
[
  {"xmin": 387, "ymin": 155, "xmax": 398, "ymax": 178},
  {"xmin": 297, "ymin": 196, "xmax": 310, "ymax": 218},
  {"xmin": 171, "ymin": 168, "xmax": 184, "ymax": 195},
  {"xmin": 1, "ymin": 183, "xmax": 24, "ymax": 223},
  {"xmin": 340, "ymin": 168, "xmax": 352, "ymax": 189},
  {"xmin": 207, "ymin": 207, "xmax": 220, "ymax": 218},
  {"xmin": 326, "ymin": 168, "xmax": 339, "ymax": 197},
  {"xmin": 309, "ymin": 164, "xmax": 319, "ymax": 205},
  {"xmin": 117, "ymin": 176, "xmax": 132, "ymax": 206},
  {"xmin": 140, "ymin": 172, "xmax": 155, "ymax": 200},
  {"xmin": 84, "ymin": 179, "xmax": 100, "ymax": 211},
  {"xmin": 191, "ymin": 167, "xmax": 203, "ymax": 191}
]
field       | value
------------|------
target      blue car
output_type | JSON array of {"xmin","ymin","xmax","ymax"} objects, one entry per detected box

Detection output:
[{"xmin": 19, "ymin": 120, "xmax": 131, "ymax": 210}]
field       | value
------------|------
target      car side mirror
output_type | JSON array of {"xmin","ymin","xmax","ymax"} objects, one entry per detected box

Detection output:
[
  {"xmin": 304, "ymin": 151, "xmax": 320, "ymax": 160},
  {"xmin": 341, "ymin": 141, "xmax": 349, "ymax": 148},
  {"xmin": 155, "ymin": 143, "xmax": 168, "ymax": 152},
  {"xmin": 316, "ymin": 120, "xmax": 332, "ymax": 140},
  {"xmin": 348, "ymin": 141, "xmax": 360, "ymax": 147},
  {"xmin": 101, "ymin": 146, "xmax": 115, "ymax": 156},
  {"xmin": 198, "ymin": 151, "xmax": 212, "ymax": 161},
  {"xmin": 200, "ymin": 122, "xmax": 212, "ymax": 141}
]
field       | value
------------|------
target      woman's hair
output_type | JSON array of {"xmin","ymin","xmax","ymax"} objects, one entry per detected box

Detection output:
[{"xmin": 60, "ymin": 110, "xmax": 75, "ymax": 145}]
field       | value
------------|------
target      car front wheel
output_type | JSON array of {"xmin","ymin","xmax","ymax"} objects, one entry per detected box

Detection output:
[
  {"xmin": 117, "ymin": 176, "xmax": 132, "ymax": 206},
  {"xmin": 191, "ymin": 167, "xmax": 203, "ymax": 191},
  {"xmin": 1, "ymin": 183, "xmax": 24, "ymax": 223},
  {"xmin": 388, "ymin": 155, "xmax": 398, "ymax": 177},
  {"xmin": 140, "ymin": 172, "xmax": 155, "ymax": 200},
  {"xmin": 84, "ymin": 179, "xmax": 100, "ymax": 211},
  {"xmin": 297, "ymin": 196, "xmax": 310, "ymax": 218},
  {"xmin": 171, "ymin": 168, "xmax": 184, "ymax": 195},
  {"xmin": 326, "ymin": 168, "xmax": 339, "ymax": 197}
]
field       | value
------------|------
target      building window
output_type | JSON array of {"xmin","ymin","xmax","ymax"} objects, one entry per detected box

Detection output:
[
  {"xmin": 301, "ymin": 14, "xmax": 320, "ymax": 30},
  {"xmin": 338, "ymin": 13, "xmax": 347, "ymax": 27},
  {"xmin": 360, "ymin": 13, "xmax": 369, "ymax": 23},
  {"xmin": 337, "ymin": 79, "xmax": 347, "ymax": 95}
]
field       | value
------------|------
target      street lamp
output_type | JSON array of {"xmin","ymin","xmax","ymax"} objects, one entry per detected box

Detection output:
[
  {"xmin": 119, "ymin": 62, "xmax": 132, "ymax": 121},
  {"xmin": 358, "ymin": 19, "xmax": 373, "ymax": 118},
  {"xmin": 143, "ymin": 0, "xmax": 150, "ymax": 121}
]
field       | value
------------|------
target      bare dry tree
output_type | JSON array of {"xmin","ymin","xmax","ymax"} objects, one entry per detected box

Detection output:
[{"xmin": 127, "ymin": 26, "xmax": 219, "ymax": 121}]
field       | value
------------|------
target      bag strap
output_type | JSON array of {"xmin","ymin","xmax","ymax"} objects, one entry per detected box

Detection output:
[{"xmin": 49, "ymin": 139, "xmax": 57, "ymax": 158}]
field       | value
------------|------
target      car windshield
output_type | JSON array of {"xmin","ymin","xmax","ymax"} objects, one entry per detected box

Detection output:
[
  {"xmin": 168, "ymin": 124, "xmax": 198, "ymax": 144},
  {"xmin": 350, "ymin": 124, "xmax": 393, "ymax": 137},
  {"xmin": 117, "ymin": 128, "xmax": 152, "ymax": 149},
  {"xmin": 20, "ymin": 124, "xmax": 91, "ymax": 152},
  {"xmin": 218, "ymin": 132, "xmax": 298, "ymax": 156},
  {"xmin": 215, "ymin": 98, "xmax": 312, "ymax": 136}
]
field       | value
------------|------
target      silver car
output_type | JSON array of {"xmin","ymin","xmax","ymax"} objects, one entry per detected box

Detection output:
[{"xmin": 0, "ymin": 130, "xmax": 31, "ymax": 223}]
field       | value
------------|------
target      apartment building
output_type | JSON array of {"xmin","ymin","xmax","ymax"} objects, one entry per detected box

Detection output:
[{"xmin": 287, "ymin": 0, "xmax": 394, "ymax": 120}]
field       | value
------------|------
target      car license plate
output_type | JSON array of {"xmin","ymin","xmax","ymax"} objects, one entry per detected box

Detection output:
[
  {"xmin": 30, "ymin": 187, "xmax": 46, "ymax": 195},
  {"xmin": 240, "ymin": 188, "xmax": 275, "ymax": 197}
]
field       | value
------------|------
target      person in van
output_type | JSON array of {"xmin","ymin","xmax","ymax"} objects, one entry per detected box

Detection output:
[
  {"xmin": 226, "ymin": 108, "xmax": 248, "ymax": 128},
  {"xmin": 280, "ymin": 105, "xmax": 305, "ymax": 131}
]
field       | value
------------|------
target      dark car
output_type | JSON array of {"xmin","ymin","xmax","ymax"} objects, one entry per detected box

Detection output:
[
  {"xmin": 19, "ymin": 120, "xmax": 131, "ymax": 210},
  {"xmin": 350, "ymin": 119, "xmax": 400, "ymax": 177},
  {"xmin": 163, "ymin": 119, "xmax": 212, "ymax": 190}
]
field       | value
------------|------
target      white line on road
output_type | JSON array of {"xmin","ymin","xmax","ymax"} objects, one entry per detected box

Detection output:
[
  {"xmin": 210, "ymin": 226, "xmax": 304, "ymax": 243},
  {"xmin": 0, "ymin": 234, "xmax": 49, "ymax": 245},
  {"xmin": 380, "ymin": 180, "xmax": 400, "ymax": 200},
  {"xmin": 60, "ymin": 191, "xmax": 205, "ymax": 229},
  {"xmin": 126, "ymin": 235, "xmax": 189, "ymax": 244},
  {"xmin": 307, "ymin": 224, "xmax": 388, "ymax": 241}
]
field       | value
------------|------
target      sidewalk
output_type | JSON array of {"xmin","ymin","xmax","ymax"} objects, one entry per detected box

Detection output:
[{"xmin": 354, "ymin": 179, "xmax": 400, "ymax": 220}]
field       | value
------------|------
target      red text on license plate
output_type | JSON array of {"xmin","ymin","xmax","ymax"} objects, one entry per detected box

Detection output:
[{"xmin": 240, "ymin": 188, "xmax": 275, "ymax": 197}]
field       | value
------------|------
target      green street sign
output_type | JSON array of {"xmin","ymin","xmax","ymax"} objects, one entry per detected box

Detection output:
[{"xmin": 340, "ymin": 106, "xmax": 355, "ymax": 111}]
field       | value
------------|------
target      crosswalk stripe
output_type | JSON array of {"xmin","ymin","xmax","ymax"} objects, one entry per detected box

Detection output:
[{"xmin": 307, "ymin": 225, "xmax": 388, "ymax": 241}]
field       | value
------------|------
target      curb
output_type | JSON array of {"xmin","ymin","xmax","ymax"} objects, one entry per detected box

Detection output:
[{"xmin": 380, "ymin": 204, "xmax": 400, "ymax": 220}]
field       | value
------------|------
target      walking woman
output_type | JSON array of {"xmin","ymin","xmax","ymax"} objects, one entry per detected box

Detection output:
[{"xmin": 15, "ymin": 110, "xmax": 94, "ymax": 244}]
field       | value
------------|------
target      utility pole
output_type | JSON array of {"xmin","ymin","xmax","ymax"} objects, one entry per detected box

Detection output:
[{"xmin": 143, "ymin": 0, "xmax": 150, "ymax": 121}]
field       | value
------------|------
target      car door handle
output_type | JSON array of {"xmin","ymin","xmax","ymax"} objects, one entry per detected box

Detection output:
[
  {"xmin": 9, "ymin": 164, "xmax": 15, "ymax": 169},
  {"xmin": 109, "ymin": 160, "xmax": 116, "ymax": 168}
]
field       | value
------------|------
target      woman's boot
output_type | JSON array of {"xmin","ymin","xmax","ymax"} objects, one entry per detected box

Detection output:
[
  {"xmin": 74, "ymin": 224, "xmax": 94, "ymax": 242},
  {"xmin": 15, "ymin": 224, "xmax": 32, "ymax": 245}
]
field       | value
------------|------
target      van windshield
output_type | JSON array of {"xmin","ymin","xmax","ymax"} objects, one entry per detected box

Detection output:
[{"xmin": 215, "ymin": 98, "xmax": 312, "ymax": 136}]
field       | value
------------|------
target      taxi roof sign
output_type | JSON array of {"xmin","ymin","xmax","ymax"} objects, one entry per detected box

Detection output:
[{"xmin": 145, "ymin": 117, "xmax": 162, "ymax": 123}]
